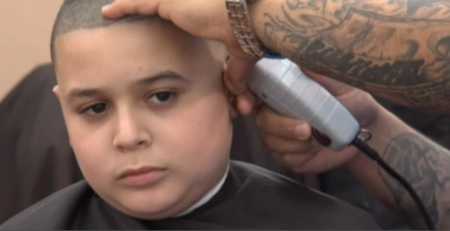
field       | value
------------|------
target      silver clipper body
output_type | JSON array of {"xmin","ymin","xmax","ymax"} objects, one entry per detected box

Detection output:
[{"xmin": 247, "ymin": 58, "xmax": 360, "ymax": 151}]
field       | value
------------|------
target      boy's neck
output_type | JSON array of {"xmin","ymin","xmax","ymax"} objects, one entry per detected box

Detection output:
[{"xmin": 174, "ymin": 162, "xmax": 230, "ymax": 217}]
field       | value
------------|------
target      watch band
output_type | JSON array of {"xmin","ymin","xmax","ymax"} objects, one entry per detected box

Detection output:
[{"xmin": 225, "ymin": 0, "xmax": 265, "ymax": 57}]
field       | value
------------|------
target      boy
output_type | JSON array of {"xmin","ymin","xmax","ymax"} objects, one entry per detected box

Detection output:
[{"xmin": 0, "ymin": 0, "xmax": 381, "ymax": 229}]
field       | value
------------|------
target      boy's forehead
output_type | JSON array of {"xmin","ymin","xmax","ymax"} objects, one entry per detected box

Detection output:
[{"xmin": 54, "ymin": 22, "xmax": 226, "ymax": 88}]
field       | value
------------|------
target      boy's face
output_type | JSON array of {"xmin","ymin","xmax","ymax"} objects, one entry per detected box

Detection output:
[{"xmin": 53, "ymin": 21, "xmax": 232, "ymax": 219}]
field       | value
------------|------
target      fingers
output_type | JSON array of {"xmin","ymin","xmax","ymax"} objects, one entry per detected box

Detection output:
[
  {"xmin": 280, "ymin": 152, "xmax": 315, "ymax": 172},
  {"xmin": 256, "ymin": 105, "xmax": 311, "ymax": 140},
  {"xmin": 256, "ymin": 106, "xmax": 317, "ymax": 172},
  {"xmin": 102, "ymin": 0, "xmax": 161, "ymax": 19},
  {"xmin": 263, "ymin": 133, "xmax": 312, "ymax": 154}
]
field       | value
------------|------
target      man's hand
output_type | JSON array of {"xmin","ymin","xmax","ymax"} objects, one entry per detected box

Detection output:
[
  {"xmin": 102, "ymin": 0, "xmax": 258, "ymax": 110},
  {"xmin": 256, "ymin": 104, "xmax": 360, "ymax": 173}
]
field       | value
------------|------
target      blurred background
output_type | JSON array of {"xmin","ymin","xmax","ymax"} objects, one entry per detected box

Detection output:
[
  {"xmin": 0, "ymin": 1, "xmax": 448, "ymax": 229},
  {"xmin": 0, "ymin": 0, "xmax": 62, "ymax": 100}
]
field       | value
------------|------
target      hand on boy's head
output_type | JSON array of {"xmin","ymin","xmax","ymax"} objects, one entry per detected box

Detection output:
[
  {"xmin": 101, "ymin": 0, "xmax": 242, "ymax": 58},
  {"xmin": 102, "ymin": 0, "xmax": 260, "ymax": 96}
]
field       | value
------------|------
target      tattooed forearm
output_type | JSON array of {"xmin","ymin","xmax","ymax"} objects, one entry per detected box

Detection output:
[
  {"xmin": 262, "ymin": 0, "xmax": 450, "ymax": 113},
  {"xmin": 380, "ymin": 133, "xmax": 450, "ymax": 229}
]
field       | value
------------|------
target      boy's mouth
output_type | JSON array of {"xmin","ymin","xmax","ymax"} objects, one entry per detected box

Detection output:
[{"xmin": 118, "ymin": 166, "xmax": 167, "ymax": 187}]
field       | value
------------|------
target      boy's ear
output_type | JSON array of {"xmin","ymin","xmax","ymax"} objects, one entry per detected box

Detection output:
[
  {"xmin": 52, "ymin": 85, "xmax": 61, "ymax": 100},
  {"xmin": 222, "ymin": 61, "xmax": 239, "ymax": 118},
  {"xmin": 52, "ymin": 85, "xmax": 73, "ymax": 148}
]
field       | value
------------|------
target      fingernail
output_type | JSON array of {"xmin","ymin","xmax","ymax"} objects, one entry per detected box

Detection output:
[
  {"xmin": 294, "ymin": 124, "xmax": 310, "ymax": 140},
  {"xmin": 102, "ymin": 4, "xmax": 114, "ymax": 11}
]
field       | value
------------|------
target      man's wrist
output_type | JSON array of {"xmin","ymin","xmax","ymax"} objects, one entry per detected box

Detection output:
[{"xmin": 225, "ymin": 0, "xmax": 282, "ymax": 58}]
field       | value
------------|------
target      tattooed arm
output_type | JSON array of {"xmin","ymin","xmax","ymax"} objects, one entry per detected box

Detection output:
[
  {"xmin": 249, "ymin": 3, "xmax": 450, "ymax": 224},
  {"xmin": 250, "ymin": 0, "xmax": 450, "ymax": 113},
  {"xmin": 346, "ymin": 106, "xmax": 450, "ymax": 229}
]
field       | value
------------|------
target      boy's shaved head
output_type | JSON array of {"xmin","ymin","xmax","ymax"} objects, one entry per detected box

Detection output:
[
  {"xmin": 51, "ymin": 0, "xmax": 231, "ymax": 221},
  {"xmin": 50, "ymin": 0, "xmax": 156, "ymax": 61}
]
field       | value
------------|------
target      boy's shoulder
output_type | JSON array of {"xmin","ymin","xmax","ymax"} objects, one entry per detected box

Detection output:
[
  {"xmin": 0, "ymin": 181, "xmax": 90, "ymax": 229},
  {"xmin": 0, "ymin": 180, "xmax": 148, "ymax": 230},
  {"xmin": 203, "ymin": 160, "xmax": 382, "ymax": 229}
]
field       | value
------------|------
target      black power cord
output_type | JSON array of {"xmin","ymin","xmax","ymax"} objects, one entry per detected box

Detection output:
[{"xmin": 351, "ymin": 137, "xmax": 435, "ymax": 230}]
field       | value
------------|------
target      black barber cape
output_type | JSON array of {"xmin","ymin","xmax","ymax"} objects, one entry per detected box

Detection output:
[{"xmin": 0, "ymin": 161, "xmax": 381, "ymax": 230}]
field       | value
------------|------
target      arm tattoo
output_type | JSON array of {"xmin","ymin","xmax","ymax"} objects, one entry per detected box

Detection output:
[
  {"xmin": 262, "ymin": 0, "xmax": 450, "ymax": 112},
  {"xmin": 380, "ymin": 133, "xmax": 450, "ymax": 228}
]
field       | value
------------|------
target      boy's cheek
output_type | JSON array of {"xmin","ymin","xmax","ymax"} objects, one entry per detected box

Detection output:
[{"xmin": 71, "ymin": 136, "xmax": 110, "ymax": 177}]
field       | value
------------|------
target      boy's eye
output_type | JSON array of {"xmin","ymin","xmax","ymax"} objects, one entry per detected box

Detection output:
[
  {"xmin": 82, "ymin": 103, "xmax": 109, "ymax": 115},
  {"xmin": 148, "ymin": 91, "xmax": 175, "ymax": 103}
]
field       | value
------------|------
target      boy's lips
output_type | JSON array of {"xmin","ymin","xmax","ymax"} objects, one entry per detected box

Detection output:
[{"xmin": 118, "ymin": 166, "xmax": 167, "ymax": 187}]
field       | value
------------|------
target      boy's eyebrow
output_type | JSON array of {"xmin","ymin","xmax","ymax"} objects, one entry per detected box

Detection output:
[
  {"xmin": 136, "ymin": 70, "xmax": 190, "ymax": 86},
  {"xmin": 66, "ymin": 88, "xmax": 104, "ymax": 102},
  {"xmin": 66, "ymin": 71, "xmax": 190, "ymax": 102}
]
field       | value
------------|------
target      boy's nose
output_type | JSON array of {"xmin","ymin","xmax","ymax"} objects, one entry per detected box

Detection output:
[{"xmin": 113, "ymin": 110, "xmax": 151, "ymax": 151}]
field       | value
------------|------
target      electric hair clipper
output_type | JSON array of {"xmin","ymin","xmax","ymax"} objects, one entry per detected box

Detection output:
[{"xmin": 247, "ymin": 58, "xmax": 360, "ymax": 151}]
